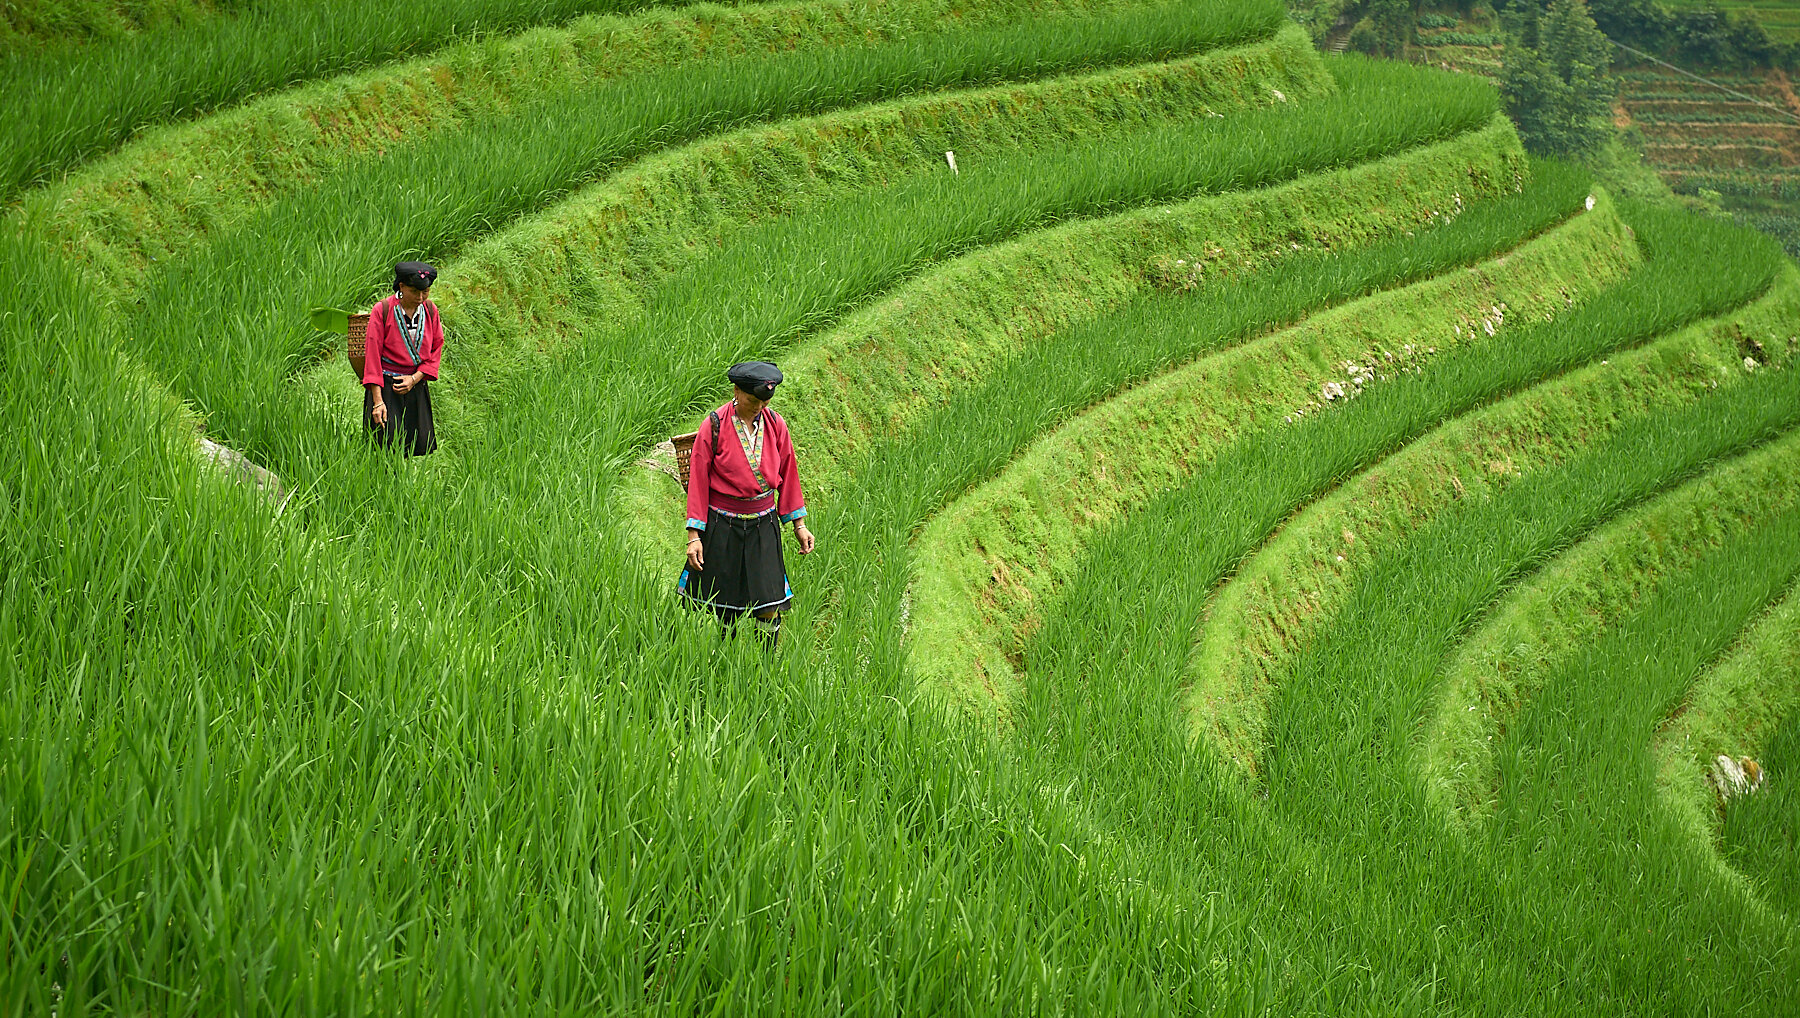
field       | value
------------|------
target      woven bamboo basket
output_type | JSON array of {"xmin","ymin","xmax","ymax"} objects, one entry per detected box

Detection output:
[
  {"xmin": 673, "ymin": 431, "xmax": 699, "ymax": 490},
  {"xmin": 346, "ymin": 313, "xmax": 371, "ymax": 373}
]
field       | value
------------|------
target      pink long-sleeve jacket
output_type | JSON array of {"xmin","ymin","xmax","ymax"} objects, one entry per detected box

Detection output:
[
  {"xmin": 363, "ymin": 295, "xmax": 444, "ymax": 386},
  {"xmin": 685, "ymin": 403, "xmax": 807, "ymax": 531}
]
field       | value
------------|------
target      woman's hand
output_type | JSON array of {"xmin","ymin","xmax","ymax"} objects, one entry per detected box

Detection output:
[
  {"xmin": 794, "ymin": 522, "xmax": 815, "ymax": 554},
  {"xmin": 686, "ymin": 532, "xmax": 705, "ymax": 571},
  {"xmin": 371, "ymin": 400, "xmax": 389, "ymax": 427},
  {"xmin": 393, "ymin": 371, "xmax": 422, "ymax": 395}
]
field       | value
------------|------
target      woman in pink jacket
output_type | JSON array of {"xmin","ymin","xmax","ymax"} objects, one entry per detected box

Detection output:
[
  {"xmin": 363, "ymin": 261, "xmax": 443, "ymax": 456},
  {"xmin": 678, "ymin": 361, "xmax": 816, "ymax": 648}
]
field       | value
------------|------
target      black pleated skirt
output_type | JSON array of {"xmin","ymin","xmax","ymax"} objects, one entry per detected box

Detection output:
[
  {"xmin": 678, "ymin": 508, "xmax": 792, "ymax": 622},
  {"xmin": 364, "ymin": 376, "xmax": 437, "ymax": 456}
]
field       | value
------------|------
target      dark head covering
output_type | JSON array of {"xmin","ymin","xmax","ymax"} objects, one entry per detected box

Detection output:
[
  {"xmin": 728, "ymin": 361, "xmax": 782, "ymax": 401},
  {"xmin": 394, "ymin": 261, "xmax": 438, "ymax": 292}
]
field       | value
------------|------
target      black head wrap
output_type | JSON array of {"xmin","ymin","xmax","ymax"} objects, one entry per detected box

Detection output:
[
  {"xmin": 394, "ymin": 261, "xmax": 438, "ymax": 292},
  {"xmin": 728, "ymin": 361, "xmax": 783, "ymax": 401}
]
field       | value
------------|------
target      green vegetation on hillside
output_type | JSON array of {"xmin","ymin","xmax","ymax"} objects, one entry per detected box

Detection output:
[
  {"xmin": 0, "ymin": 0, "xmax": 732, "ymax": 196},
  {"xmin": 4, "ymin": 1, "xmax": 1799, "ymax": 1010}
]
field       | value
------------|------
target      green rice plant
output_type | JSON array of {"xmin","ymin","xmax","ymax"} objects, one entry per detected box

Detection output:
[
  {"xmin": 1170, "ymin": 385, "xmax": 1800, "ymax": 1013},
  {"xmin": 2, "ymin": 0, "xmax": 876, "ymax": 198},
  {"xmin": 22, "ymin": 0, "xmax": 1186, "ymax": 287},
  {"xmin": 903, "ymin": 185, "xmax": 1631, "ymax": 705},
  {"xmin": 113, "ymin": 0, "xmax": 1304, "ymax": 455},
  {"xmin": 0, "ymin": 230, "xmax": 1290, "ymax": 1011},
  {"xmin": 414, "ymin": 24, "xmax": 1330, "ymax": 430},
  {"xmin": 1476, "ymin": 483, "xmax": 1800, "ymax": 1001},
  {"xmin": 1195, "ymin": 265, "xmax": 1800, "ymax": 775},
  {"xmin": 772, "ymin": 117, "xmax": 1526, "ymax": 502},
  {"xmin": 1001, "ymin": 206, "xmax": 1786, "ymax": 861},
  {"xmin": 1426, "ymin": 400, "xmax": 1800, "ymax": 826},
  {"xmin": 609, "ymin": 120, "xmax": 1537, "ymax": 591},
  {"xmin": 1654, "ymin": 577, "xmax": 1800, "ymax": 898},
  {"xmin": 1721, "ymin": 707, "xmax": 1800, "ymax": 914},
  {"xmin": 2, "ymin": 0, "xmax": 231, "ymax": 45},
  {"xmin": 417, "ymin": 53, "xmax": 1490, "ymax": 455}
]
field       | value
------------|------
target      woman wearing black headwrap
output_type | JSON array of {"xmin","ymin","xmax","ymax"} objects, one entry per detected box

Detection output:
[
  {"xmin": 678, "ymin": 361, "xmax": 815, "ymax": 647},
  {"xmin": 362, "ymin": 261, "xmax": 442, "ymax": 456}
]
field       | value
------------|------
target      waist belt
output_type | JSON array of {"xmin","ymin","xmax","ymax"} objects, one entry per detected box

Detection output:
[{"xmin": 710, "ymin": 492, "xmax": 776, "ymax": 516}]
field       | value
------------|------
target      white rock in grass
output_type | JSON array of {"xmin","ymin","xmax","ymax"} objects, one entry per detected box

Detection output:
[
  {"xmin": 1744, "ymin": 356, "xmax": 1759, "ymax": 371},
  {"xmin": 1585, "ymin": 194, "xmax": 1597, "ymax": 211},
  {"xmin": 1711, "ymin": 755, "xmax": 1764, "ymax": 800},
  {"xmin": 198, "ymin": 437, "xmax": 288, "ymax": 512},
  {"xmin": 1271, "ymin": 88, "xmax": 1287, "ymax": 102}
]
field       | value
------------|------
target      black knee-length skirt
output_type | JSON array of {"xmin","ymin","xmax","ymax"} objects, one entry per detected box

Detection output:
[
  {"xmin": 677, "ymin": 508, "xmax": 792, "ymax": 622},
  {"xmin": 364, "ymin": 376, "xmax": 437, "ymax": 456}
]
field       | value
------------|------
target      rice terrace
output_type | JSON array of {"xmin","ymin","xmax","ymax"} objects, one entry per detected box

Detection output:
[{"xmin": 4, "ymin": 0, "xmax": 1800, "ymax": 1013}]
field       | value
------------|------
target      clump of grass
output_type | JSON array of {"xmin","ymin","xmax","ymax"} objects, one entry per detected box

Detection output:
[
  {"xmin": 115, "ymin": 0, "xmax": 1300, "ymax": 459},
  {"xmin": 904, "ymin": 179, "xmax": 1628, "ymax": 705},
  {"xmin": 423, "ymin": 24, "xmax": 1330, "ymax": 435},
  {"xmin": 23, "ymin": 0, "xmax": 1201, "ymax": 283},
  {"xmin": 1198, "ymin": 263, "xmax": 1800, "ymax": 778},
  {"xmin": 1655, "ymin": 575, "xmax": 1800, "ymax": 859},
  {"xmin": 612, "ymin": 117, "xmax": 1530, "ymax": 588}
]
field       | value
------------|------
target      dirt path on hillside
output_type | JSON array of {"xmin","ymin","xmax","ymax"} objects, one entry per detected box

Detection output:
[{"xmin": 1769, "ymin": 69, "xmax": 1800, "ymax": 121}]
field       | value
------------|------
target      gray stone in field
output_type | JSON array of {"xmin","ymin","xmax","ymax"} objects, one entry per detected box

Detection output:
[
  {"xmin": 1710, "ymin": 754, "xmax": 1764, "ymax": 801},
  {"xmin": 198, "ymin": 437, "xmax": 289, "ymax": 513}
]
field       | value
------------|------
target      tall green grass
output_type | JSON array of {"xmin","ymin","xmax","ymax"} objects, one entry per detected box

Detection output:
[
  {"xmin": 10, "ymin": 8, "xmax": 1800, "ymax": 1007},
  {"xmin": 0, "ymin": 0, "xmax": 683, "ymax": 197},
  {"xmin": 417, "ymin": 25, "xmax": 1332, "ymax": 439},
  {"xmin": 499, "ymin": 56, "xmax": 1492, "ymax": 448},
  {"xmin": 27, "ymin": 0, "xmax": 1196, "ymax": 287},
  {"xmin": 1005, "ymin": 224, "xmax": 1800, "ymax": 1010},
  {"xmin": 0, "ymin": 0, "xmax": 1281, "ymax": 201},
  {"xmin": 1722, "ymin": 710, "xmax": 1800, "ymax": 914},
  {"xmin": 1024, "ymin": 204, "xmax": 1785, "ymax": 735},
  {"xmin": 260, "ymin": 53, "xmax": 1492, "ymax": 502},
  {"xmin": 1207, "ymin": 269, "xmax": 1800, "ymax": 775},
  {"xmin": 896, "ymin": 175, "xmax": 1620, "ymax": 701},
  {"xmin": 112, "ymin": 0, "xmax": 1300, "ymax": 459}
]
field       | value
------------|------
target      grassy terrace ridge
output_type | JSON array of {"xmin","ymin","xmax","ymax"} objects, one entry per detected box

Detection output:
[
  {"xmin": 20, "ymin": 0, "xmax": 1199, "ymax": 284},
  {"xmin": 278, "ymin": 53, "xmax": 1493, "ymax": 480},
  {"xmin": 1655, "ymin": 578, "xmax": 1800, "ymax": 894},
  {"xmin": 614, "ymin": 110, "xmax": 1525, "ymax": 544},
  {"xmin": 776, "ymin": 116, "xmax": 1514, "ymax": 500},
  {"xmin": 0, "ymin": 0, "xmax": 714, "ymax": 197},
  {"xmin": 1477, "ymin": 477, "xmax": 1800, "ymax": 936},
  {"xmin": 106, "ymin": 1, "xmax": 1294, "ymax": 456},
  {"xmin": 615, "ymin": 119, "xmax": 1533, "ymax": 593},
  {"xmin": 1192, "ymin": 265, "xmax": 1800, "ymax": 774},
  {"xmin": 393, "ymin": 24, "xmax": 1327, "ymax": 440},
  {"xmin": 905, "ymin": 189, "xmax": 1633, "ymax": 707},
  {"xmin": 1016, "ymin": 206, "xmax": 1789, "ymax": 767},
  {"xmin": 14, "ymin": 4, "xmax": 1800, "ymax": 1008},
  {"xmin": 1424, "ymin": 374, "xmax": 1800, "ymax": 829}
]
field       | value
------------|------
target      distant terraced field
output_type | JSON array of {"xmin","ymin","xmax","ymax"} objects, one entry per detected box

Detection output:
[
  {"xmin": 1617, "ymin": 65, "xmax": 1800, "ymax": 255},
  {"xmin": 5, "ymin": 1, "xmax": 1799, "ymax": 1014}
]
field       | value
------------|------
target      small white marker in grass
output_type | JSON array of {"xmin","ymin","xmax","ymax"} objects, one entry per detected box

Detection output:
[
  {"xmin": 945, "ymin": 150, "xmax": 957, "ymax": 175},
  {"xmin": 1585, "ymin": 194, "xmax": 1597, "ymax": 211}
]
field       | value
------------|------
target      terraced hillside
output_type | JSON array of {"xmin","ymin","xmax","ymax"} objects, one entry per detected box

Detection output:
[
  {"xmin": 1617, "ymin": 64, "xmax": 1800, "ymax": 254},
  {"xmin": 4, "ymin": 1, "xmax": 1798, "ymax": 1013},
  {"xmin": 1664, "ymin": 0, "xmax": 1800, "ymax": 42}
]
